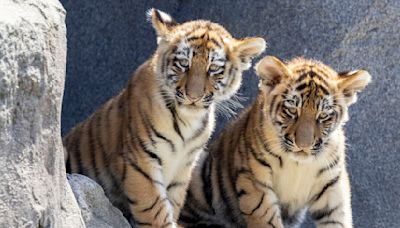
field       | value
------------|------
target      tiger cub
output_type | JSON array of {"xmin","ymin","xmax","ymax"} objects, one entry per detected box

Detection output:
[
  {"xmin": 180, "ymin": 56, "xmax": 371, "ymax": 228},
  {"xmin": 63, "ymin": 8, "xmax": 266, "ymax": 228}
]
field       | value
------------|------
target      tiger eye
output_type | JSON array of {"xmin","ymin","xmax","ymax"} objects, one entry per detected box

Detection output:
[
  {"xmin": 178, "ymin": 59, "xmax": 189, "ymax": 68},
  {"xmin": 318, "ymin": 112, "xmax": 329, "ymax": 120},
  {"xmin": 287, "ymin": 107, "xmax": 297, "ymax": 115},
  {"xmin": 209, "ymin": 64, "xmax": 221, "ymax": 72}
]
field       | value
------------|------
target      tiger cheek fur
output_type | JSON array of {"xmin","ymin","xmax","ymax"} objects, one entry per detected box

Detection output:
[
  {"xmin": 63, "ymin": 8, "xmax": 265, "ymax": 228},
  {"xmin": 180, "ymin": 56, "xmax": 370, "ymax": 228}
]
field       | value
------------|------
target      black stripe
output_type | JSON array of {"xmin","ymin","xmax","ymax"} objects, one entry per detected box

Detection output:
[
  {"xmin": 184, "ymin": 190, "xmax": 209, "ymax": 219},
  {"xmin": 318, "ymin": 84, "xmax": 330, "ymax": 95},
  {"xmin": 167, "ymin": 181, "xmax": 185, "ymax": 191},
  {"xmin": 244, "ymin": 135, "xmax": 272, "ymax": 169},
  {"xmin": 127, "ymin": 196, "xmax": 136, "ymax": 205},
  {"xmin": 126, "ymin": 108, "xmax": 162, "ymax": 166},
  {"xmin": 135, "ymin": 221, "xmax": 152, "ymax": 226},
  {"xmin": 186, "ymin": 35, "xmax": 203, "ymax": 42},
  {"xmin": 267, "ymin": 210, "xmax": 278, "ymax": 228},
  {"xmin": 216, "ymin": 156, "xmax": 237, "ymax": 223},
  {"xmin": 187, "ymin": 115, "xmax": 209, "ymax": 142},
  {"xmin": 202, "ymin": 156, "xmax": 214, "ymax": 211},
  {"xmin": 209, "ymin": 37, "xmax": 221, "ymax": 48},
  {"xmin": 142, "ymin": 196, "xmax": 160, "ymax": 212},
  {"xmin": 256, "ymin": 130, "xmax": 283, "ymax": 167},
  {"xmin": 311, "ymin": 204, "xmax": 340, "ymax": 221},
  {"xmin": 241, "ymin": 193, "xmax": 265, "ymax": 216},
  {"xmin": 150, "ymin": 123, "xmax": 176, "ymax": 152},
  {"xmin": 317, "ymin": 155, "xmax": 340, "ymax": 177},
  {"xmin": 269, "ymin": 94, "xmax": 279, "ymax": 117},
  {"xmin": 313, "ymin": 74, "xmax": 330, "ymax": 88},
  {"xmin": 141, "ymin": 108, "xmax": 176, "ymax": 153},
  {"xmin": 295, "ymin": 83, "xmax": 308, "ymax": 91},
  {"xmin": 311, "ymin": 175, "xmax": 340, "ymax": 203},
  {"xmin": 160, "ymin": 91, "xmax": 184, "ymax": 141},
  {"xmin": 296, "ymin": 72, "xmax": 309, "ymax": 82},
  {"xmin": 154, "ymin": 205, "xmax": 165, "ymax": 219},
  {"xmin": 95, "ymin": 112, "xmax": 121, "ymax": 189},
  {"xmin": 125, "ymin": 155, "xmax": 163, "ymax": 186},
  {"xmin": 138, "ymin": 109, "xmax": 157, "ymax": 147},
  {"xmin": 74, "ymin": 128, "xmax": 84, "ymax": 174},
  {"xmin": 137, "ymin": 138, "xmax": 163, "ymax": 166},
  {"xmin": 178, "ymin": 213, "xmax": 200, "ymax": 225},
  {"xmin": 235, "ymin": 168, "xmax": 270, "ymax": 190},
  {"xmin": 88, "ymin": 118, "xmax": 100, "ymax": 179}
]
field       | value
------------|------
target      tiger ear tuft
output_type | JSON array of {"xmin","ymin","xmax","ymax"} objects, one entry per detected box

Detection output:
[
  {"xmin": 147, "ymin": 8, "xmax": 178, "ymax": 39},
  {"xmin": 338, "ymin": 70, "xmax": 371, "ymax": 105},
  {"xmin": 255, "ymin": 56, "xmax": 291, "ymax": 91}
]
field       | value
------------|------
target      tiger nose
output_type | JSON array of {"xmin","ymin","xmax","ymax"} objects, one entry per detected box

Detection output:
[
  {"xmin": 187, "ymin": 94, "xmax": 202, "ymax": 102},
  {"xmin": 294, "ymin": 119, "xmax": 315, "ymax": 150}
]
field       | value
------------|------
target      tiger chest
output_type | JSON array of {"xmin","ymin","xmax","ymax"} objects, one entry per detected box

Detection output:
[
  {"xmin": 155, "ymin": 109, "xmax": 214, "ymax": 186},
  {"xmin": 272, "ymin": 159, "xmax": 321, "ymax": 214}
]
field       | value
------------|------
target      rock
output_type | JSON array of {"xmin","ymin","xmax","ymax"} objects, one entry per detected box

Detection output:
[
  {"xmin": 68, "ymin": 174, "xmax": 131, "ymax": 228},
  {"xmin": 0, "ymin": 0, "xmax": 84, "ymax": 227}
]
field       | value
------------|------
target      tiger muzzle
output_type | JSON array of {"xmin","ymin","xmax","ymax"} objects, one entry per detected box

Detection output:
[
  {"xmin": 185, "ymin": 67, "xmax": 206, "ymax": 102},
  {"xmin": 294, "ymin": 115, "xmax": 315, "ymax": 151}
]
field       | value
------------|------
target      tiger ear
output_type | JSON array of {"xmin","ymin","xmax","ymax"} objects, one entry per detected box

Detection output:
[
  {"xmin": 147, "ymin": 8, "xmax": 178, "ymax": 40},
  {"xmin": 233, "ymin": 37, "xmax": 266, "ymax": 69},
  {"xmin": 338, "ymin": 70, "xmax": 371, "ymax": 105},
  {"xmin": 255, "ymin": 56, "xmax": 291, "ymax": 92}
]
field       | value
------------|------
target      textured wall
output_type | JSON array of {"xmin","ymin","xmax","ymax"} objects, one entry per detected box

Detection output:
[
  {"xmin": 0, "ymin": 0, "xmax": 84, "ymax": 227},
  {"xmin": 60, "ymin": 0, "xmax": 400, "ymax": 227}
]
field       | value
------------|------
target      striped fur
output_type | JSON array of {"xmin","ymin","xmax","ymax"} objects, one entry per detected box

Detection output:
[
  {"xmin": 63, "ymin": 9, "xmax": 265, "ymax": 228},
  {"xmin": 180, "ymin": 56, "xmax": 371, "ymax": 228}
]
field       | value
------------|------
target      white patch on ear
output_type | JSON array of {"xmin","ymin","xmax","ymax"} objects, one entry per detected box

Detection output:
[{"xmin": 147, "ymin": 8, "xmax": 173, "ymax": 23}]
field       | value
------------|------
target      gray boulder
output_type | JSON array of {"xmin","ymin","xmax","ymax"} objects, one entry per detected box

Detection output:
[
  {"xmin": 68, "ymin": 174, "xmax": 131, "ymax": 228},
  {"xmin": 0, "ymin": 0, "xmax": 84, "ymax": 227}
]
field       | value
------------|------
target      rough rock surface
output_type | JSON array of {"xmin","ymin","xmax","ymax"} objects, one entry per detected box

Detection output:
[
  {"xmin": 68, "ymin": 174, "xmax": 131, "ymax": 228},
  {"xmin": 0, "ymin": 0, "xmax": 84, "ymax": 227},
  {"xmin": 60, "ymin": 0, "xmax": 400, "ymax": 227}
]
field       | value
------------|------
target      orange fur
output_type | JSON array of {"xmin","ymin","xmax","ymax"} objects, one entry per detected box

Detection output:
[
  {"xmin": 180, "ymin": 56, "xmax": 370, "ymax": 228},
  {"xmin": 64, "ymin": 9, "xmax": 265, "ymax": 227}
]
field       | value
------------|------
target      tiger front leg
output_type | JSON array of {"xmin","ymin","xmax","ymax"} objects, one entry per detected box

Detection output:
[
  {"xmin": 309, "ymin": 171, "xmax": 352, "ymax": 228},
  {"xmin": 166, "ymin": 163, "xmax": 194, "ymax": 222},
  {"xmin": 123, "ymin": 157, "xmax": 176, "ymax": 228},
  {"xmin": 236, "ymin": 175, "xmax": 283, "ymax": 228}
]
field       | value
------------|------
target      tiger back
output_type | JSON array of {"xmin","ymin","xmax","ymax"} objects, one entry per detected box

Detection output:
[
  {"xmin": 63, "ymin": 8, "xmax": 265, "ymax": 227},
  {"xmin": 180, "ymin": 56, "xmax": 371, "ymax": 228}
]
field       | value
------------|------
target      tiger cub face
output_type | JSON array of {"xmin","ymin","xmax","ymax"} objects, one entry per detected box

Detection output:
[
  {"xmin": 149, "ymin": 9, "xmax": 266, "ymax": 112},
  {"xmin": 255, "ymin": 56, "xmax": 371, "ymax": 162}
]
